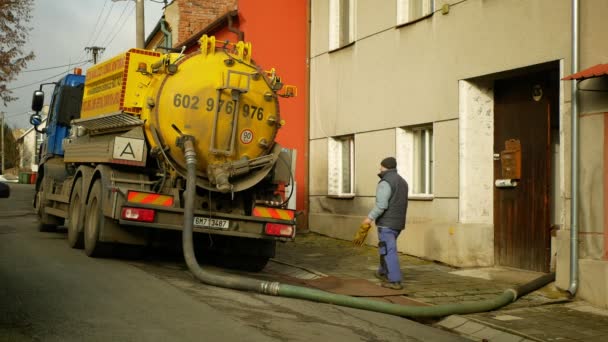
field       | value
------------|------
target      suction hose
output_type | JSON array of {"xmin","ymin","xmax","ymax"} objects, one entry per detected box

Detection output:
[{"xmin": 180, "ymin": 136, "xmax": 556, "ymax": 318}]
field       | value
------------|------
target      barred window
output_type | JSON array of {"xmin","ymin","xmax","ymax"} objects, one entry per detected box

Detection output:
[
  {"xmin": 329, "ymin": 0, "xmax": 355, "ymax": 50},
  {"xmin": 397, "ymin": 0, "xmax": 434, "ymax": 25},
  {"xmin": 328, "ymin": 135, "xmax": 355, "ymax": 196},
  {"xmin": 396, "ymin": 125, "xmax": 433, "ymax": 197}
]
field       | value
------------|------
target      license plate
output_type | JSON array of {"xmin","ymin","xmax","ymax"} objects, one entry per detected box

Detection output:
[{"xmin": 193, "ymin": 217, "xmax": 230, "ymax": 229}]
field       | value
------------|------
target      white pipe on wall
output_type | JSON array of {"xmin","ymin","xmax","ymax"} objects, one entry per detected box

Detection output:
[{"xmin": 568, "ymin": 0, "xmax": 579, "ymax": 296}]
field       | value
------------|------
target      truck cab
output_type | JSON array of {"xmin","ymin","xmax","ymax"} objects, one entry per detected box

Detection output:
[{"xmin": 30, "ymin": 70, "xmax": 85, "ymax": 163}]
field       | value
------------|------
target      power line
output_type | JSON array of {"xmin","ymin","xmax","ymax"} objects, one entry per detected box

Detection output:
[
  {"xmin": 101, "ymin": 1, "xmax": 132, "ymax": 43},
  {"xmin": 75, "ymin": 0, "xmax": 110, "ymax": 62},
  {"xmin": 90, "ymin": 1, "xmax": 116, "ymax": 47},
  {"xmin": 102, "ymin": 1, "xmax": 135, "ymax": 47},
  {"xmin": 23, "ymin": 60, "xmax": 91, "ymax": 73},
  {"xmin": 7, "ymin": 60, "xmax": 90, "ymax": 91},
  {"xmin": 104, "ymin": 6, "xmax": 136, "ymax": 49}
]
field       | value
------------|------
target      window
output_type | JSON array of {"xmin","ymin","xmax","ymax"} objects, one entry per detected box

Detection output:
[
  {"xmin": 396, "ymin": 126, "xmax": 433, "ymax": 198},
  {"xmin": 329, "ymin": 0, "xmax": 355, "ymax": 51},
  {"xmin": 397, "ymin": 0, "xmax": 434, "ymax": 25},
  {"xmin": 328, "ymin": 135, "xmax": 355, "ymax": 197}
]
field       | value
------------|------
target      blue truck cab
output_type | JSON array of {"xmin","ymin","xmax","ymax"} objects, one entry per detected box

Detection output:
[{"xmin": 30, "ymin": 71, "xmax": 85, "ymax": 162}]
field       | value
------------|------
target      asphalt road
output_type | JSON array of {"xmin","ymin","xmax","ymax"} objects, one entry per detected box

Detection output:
[{"xmin": 0, "ymin": 183, "xmax": 468, "ymax": 342}]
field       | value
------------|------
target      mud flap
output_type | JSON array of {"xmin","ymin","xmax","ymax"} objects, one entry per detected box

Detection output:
[{"xmin": 98, "ymin": 218, "xmax": 147, "ymax": 246}]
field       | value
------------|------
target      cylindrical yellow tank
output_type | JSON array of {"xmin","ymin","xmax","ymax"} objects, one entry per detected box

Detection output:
[{"xmin": 141, "ymin": 37, "xmax": 285, "ymax": 192}]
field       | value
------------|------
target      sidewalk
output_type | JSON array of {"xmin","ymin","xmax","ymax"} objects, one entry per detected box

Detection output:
[{"xmin": 274, "ymin": 232, "xmax": 608, "ymax": 342}]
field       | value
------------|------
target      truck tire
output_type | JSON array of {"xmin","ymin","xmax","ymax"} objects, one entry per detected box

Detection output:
[
  {"xmin": 83, "ymin": 180, "xmax": 111, "ymax": 257},
  {"xmin": 35, "ymin": 175, "xmax": 63, "ymax": 232},
  {"xmin": 67, "ymin": 178, "xmax": 84, "ymax": 249}
]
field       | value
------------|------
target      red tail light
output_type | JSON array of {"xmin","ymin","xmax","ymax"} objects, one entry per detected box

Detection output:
[
  {"xmin": 121, "ymin": 207, "xmax": 155, "ymax": 223},
  {"xmin": 265, "ymin": 223, "xmax": 294, "ymax": 238}
]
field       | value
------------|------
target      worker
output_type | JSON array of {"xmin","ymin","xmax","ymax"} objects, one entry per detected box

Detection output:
[{"xmin": 354, "ymin": 157, "xmax": 409, "ymax": 290}]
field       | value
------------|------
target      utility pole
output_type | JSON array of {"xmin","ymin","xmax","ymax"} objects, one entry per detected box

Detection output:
[
  {"xmin": 136, "ymin": 0, "xmax": 145, "ymax": 48},
  {"xmin": 85, "ymin": 46, "xmax": 105, "ymax": 64}
]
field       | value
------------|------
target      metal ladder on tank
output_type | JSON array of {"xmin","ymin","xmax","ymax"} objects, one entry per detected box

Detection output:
[{"xmin": 209, "ymin": 70, "xmax": 251, "ymax": 157}]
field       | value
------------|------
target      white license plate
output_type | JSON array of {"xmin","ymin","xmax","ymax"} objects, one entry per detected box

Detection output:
[{"xmin": 193, "ymin": 217, "xmax": 230, "ymax": 229}]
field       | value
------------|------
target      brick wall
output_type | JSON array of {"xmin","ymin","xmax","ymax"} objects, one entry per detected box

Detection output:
[{"xmin": 175, "ymin": 0, "xmax": 238, "ymax": 44}]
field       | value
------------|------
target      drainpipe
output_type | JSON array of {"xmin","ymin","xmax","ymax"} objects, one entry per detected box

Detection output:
[
  {"xmin": 160, "ymin": 17, "xmax": 172, "ymax": 49},
  {"xmin": 227, "ymin": 13, "xmax": 244, "ymax": 42},
  {"xmin": 568, "ymin": 0, "xmax": 579, "ymax": 296}
]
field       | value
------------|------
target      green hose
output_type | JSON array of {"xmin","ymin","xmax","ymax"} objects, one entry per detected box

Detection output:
[
  {"xmin": 278, "ymin": 284, "xmax": 517, "ymax": 318},
  {"xmin": 179, "ymin": 136, "xmax": 554, "ymax": 318}
]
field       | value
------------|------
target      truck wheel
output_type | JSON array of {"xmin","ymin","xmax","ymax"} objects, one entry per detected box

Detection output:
[
  {"xmin": 35, "ymin": 176, "xmax": 63, "ymax": 232},
  {"xmin": 67, "ymin": 178, "xmax": 84, "ymax": 249},
  {"xmin": 83, "ymin": 180, "xmax": 111, "ymax": 257}
]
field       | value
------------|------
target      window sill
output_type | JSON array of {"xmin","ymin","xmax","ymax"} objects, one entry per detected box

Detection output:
[
  {"xmin": 328, "ymin": 41, "xmax": 355, "ymax": 54},
  {"xmin": 327, "ymin": 194, "xmax": 356, "ymax": 200},
  {"xmin": 395, "ymin": 12, "xmax": 434, "ymax": 29},
  {"xmin": 409, "ymin": 194, "xmax": 434, "ymax": 201}
]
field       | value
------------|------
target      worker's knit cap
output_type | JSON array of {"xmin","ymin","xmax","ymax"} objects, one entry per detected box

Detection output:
[{"xmin": 381, "ymin": 157, "xmax": 397, "ymax": 169}]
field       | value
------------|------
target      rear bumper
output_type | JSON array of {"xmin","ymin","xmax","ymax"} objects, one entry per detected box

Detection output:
[{"xmin": 118, "ymin": 203, "xmax": 296, "ymax": 241}]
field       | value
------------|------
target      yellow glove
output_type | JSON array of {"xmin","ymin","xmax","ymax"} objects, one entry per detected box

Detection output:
[{"xmin": 353, "ymin": 223, "xmax": 371, "ymax": 246}]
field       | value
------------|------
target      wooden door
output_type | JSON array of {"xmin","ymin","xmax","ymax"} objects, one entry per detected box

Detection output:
[{"xmin": 494, "ymin": 71, "xmax": 555, "ymax": 272}]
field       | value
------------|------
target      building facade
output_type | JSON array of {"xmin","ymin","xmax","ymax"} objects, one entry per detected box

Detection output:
[
  {"xmin": 308, "ymin": 0, "xmax": 608, "ymax": 308},
  {"xmin": 17, "ymin": 120, "xmax": 45, "ymax": 173},
  {"xmin": 146, "ymin": 0, "xmax": 309, "ymax": 227}
]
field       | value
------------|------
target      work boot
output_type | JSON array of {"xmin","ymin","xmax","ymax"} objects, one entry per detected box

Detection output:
[
  {"xmin": 381, "ymin": 281, "xmax": 403, "ymax": 290},
  {"xmin": 374, "ymin": 271, "xmax": 388, "ymax": 282}
]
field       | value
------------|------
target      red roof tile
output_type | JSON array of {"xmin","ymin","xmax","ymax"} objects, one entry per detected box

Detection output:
[{"xmin": 563, "ymin": 63, "xmax": 608, "ymax": 80}]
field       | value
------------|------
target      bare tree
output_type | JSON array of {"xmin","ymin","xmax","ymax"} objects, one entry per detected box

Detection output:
[
  {"xmin": 2, "ymin": 120, "xmax": 19, "ymax": 172},
  {"xmin": 0, "ymin": 0, "xmax": 35, "ymax": 106}
]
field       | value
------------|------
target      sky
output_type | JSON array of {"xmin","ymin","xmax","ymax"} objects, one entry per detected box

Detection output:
[{"xmin": 2, "ymin": 0, "xmax": 167, "ymax": 129}]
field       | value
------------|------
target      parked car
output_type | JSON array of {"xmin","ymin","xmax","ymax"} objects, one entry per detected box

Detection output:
[
  {"xmin": 0, "ymin": 175, "xmax": 18, "ymax": 183},
  {"xmin": 0, "ymin": 182, "xmax": 9, "ymax": 198}
]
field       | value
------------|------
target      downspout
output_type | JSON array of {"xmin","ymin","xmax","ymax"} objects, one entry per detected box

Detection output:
[
  {"xmin": 160, "ymin": 16, "xmax": 172, "ymax": 49},
  {"xmin": 227, "ymin": 13, "xmax": 244, "ymax": 42},
  {"xmin": 568, "ymin": 0, "xmax": 580, "ymax": 296}
]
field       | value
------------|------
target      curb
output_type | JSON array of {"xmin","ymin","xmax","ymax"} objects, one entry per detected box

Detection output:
[{"xmin": 436, "ymin": 315, "xmax": 545, "ymax": 342}]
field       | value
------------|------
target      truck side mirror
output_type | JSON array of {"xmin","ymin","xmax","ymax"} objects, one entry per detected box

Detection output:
[{"xmin": 31, "ymin": 90, "xmax": 45, "ymax": 112}]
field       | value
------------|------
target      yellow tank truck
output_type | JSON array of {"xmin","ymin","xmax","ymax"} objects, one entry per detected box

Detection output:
[{"xmin": 30, "ymin": 36, "xmax": 297, "ymax": 271}]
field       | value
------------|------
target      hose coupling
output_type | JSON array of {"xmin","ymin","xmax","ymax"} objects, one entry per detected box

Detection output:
[
  {"xmin": 176, "ymin": 134, "xmax": 195, "ymax": 150},
  {"xmin": 184, "ymin": 150, "xmax": 197, "ymax": 165},
  {"xmin": 259, "ymin": 281, "xmax": 281, "ymax": 296},
  {"xmin": 176, "ymin": 134, "xmax": 197, "ymax": 165}
]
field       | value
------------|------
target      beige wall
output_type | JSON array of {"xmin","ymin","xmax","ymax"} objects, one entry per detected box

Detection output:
[
  {"xmin": 310, "ymin": 0, "xmax": 608, "ymax": 306},
  {"xmin": 433, "ymin": 119, "xmax": 459, "ymax": 198},
  {"xmin": 310, "ymin": 0, "xmax": 572, "ymax": 140},
  {"xmin": 355, "ymin": 130, "xmax": 395, "ymax": 196},
  {"xmin": 164, "ymin": 2, "xmax": 180, "ymax": 47},
  {"xmin": 578, "ymin": 115, "xmax": 604, "ymax": 259}
]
